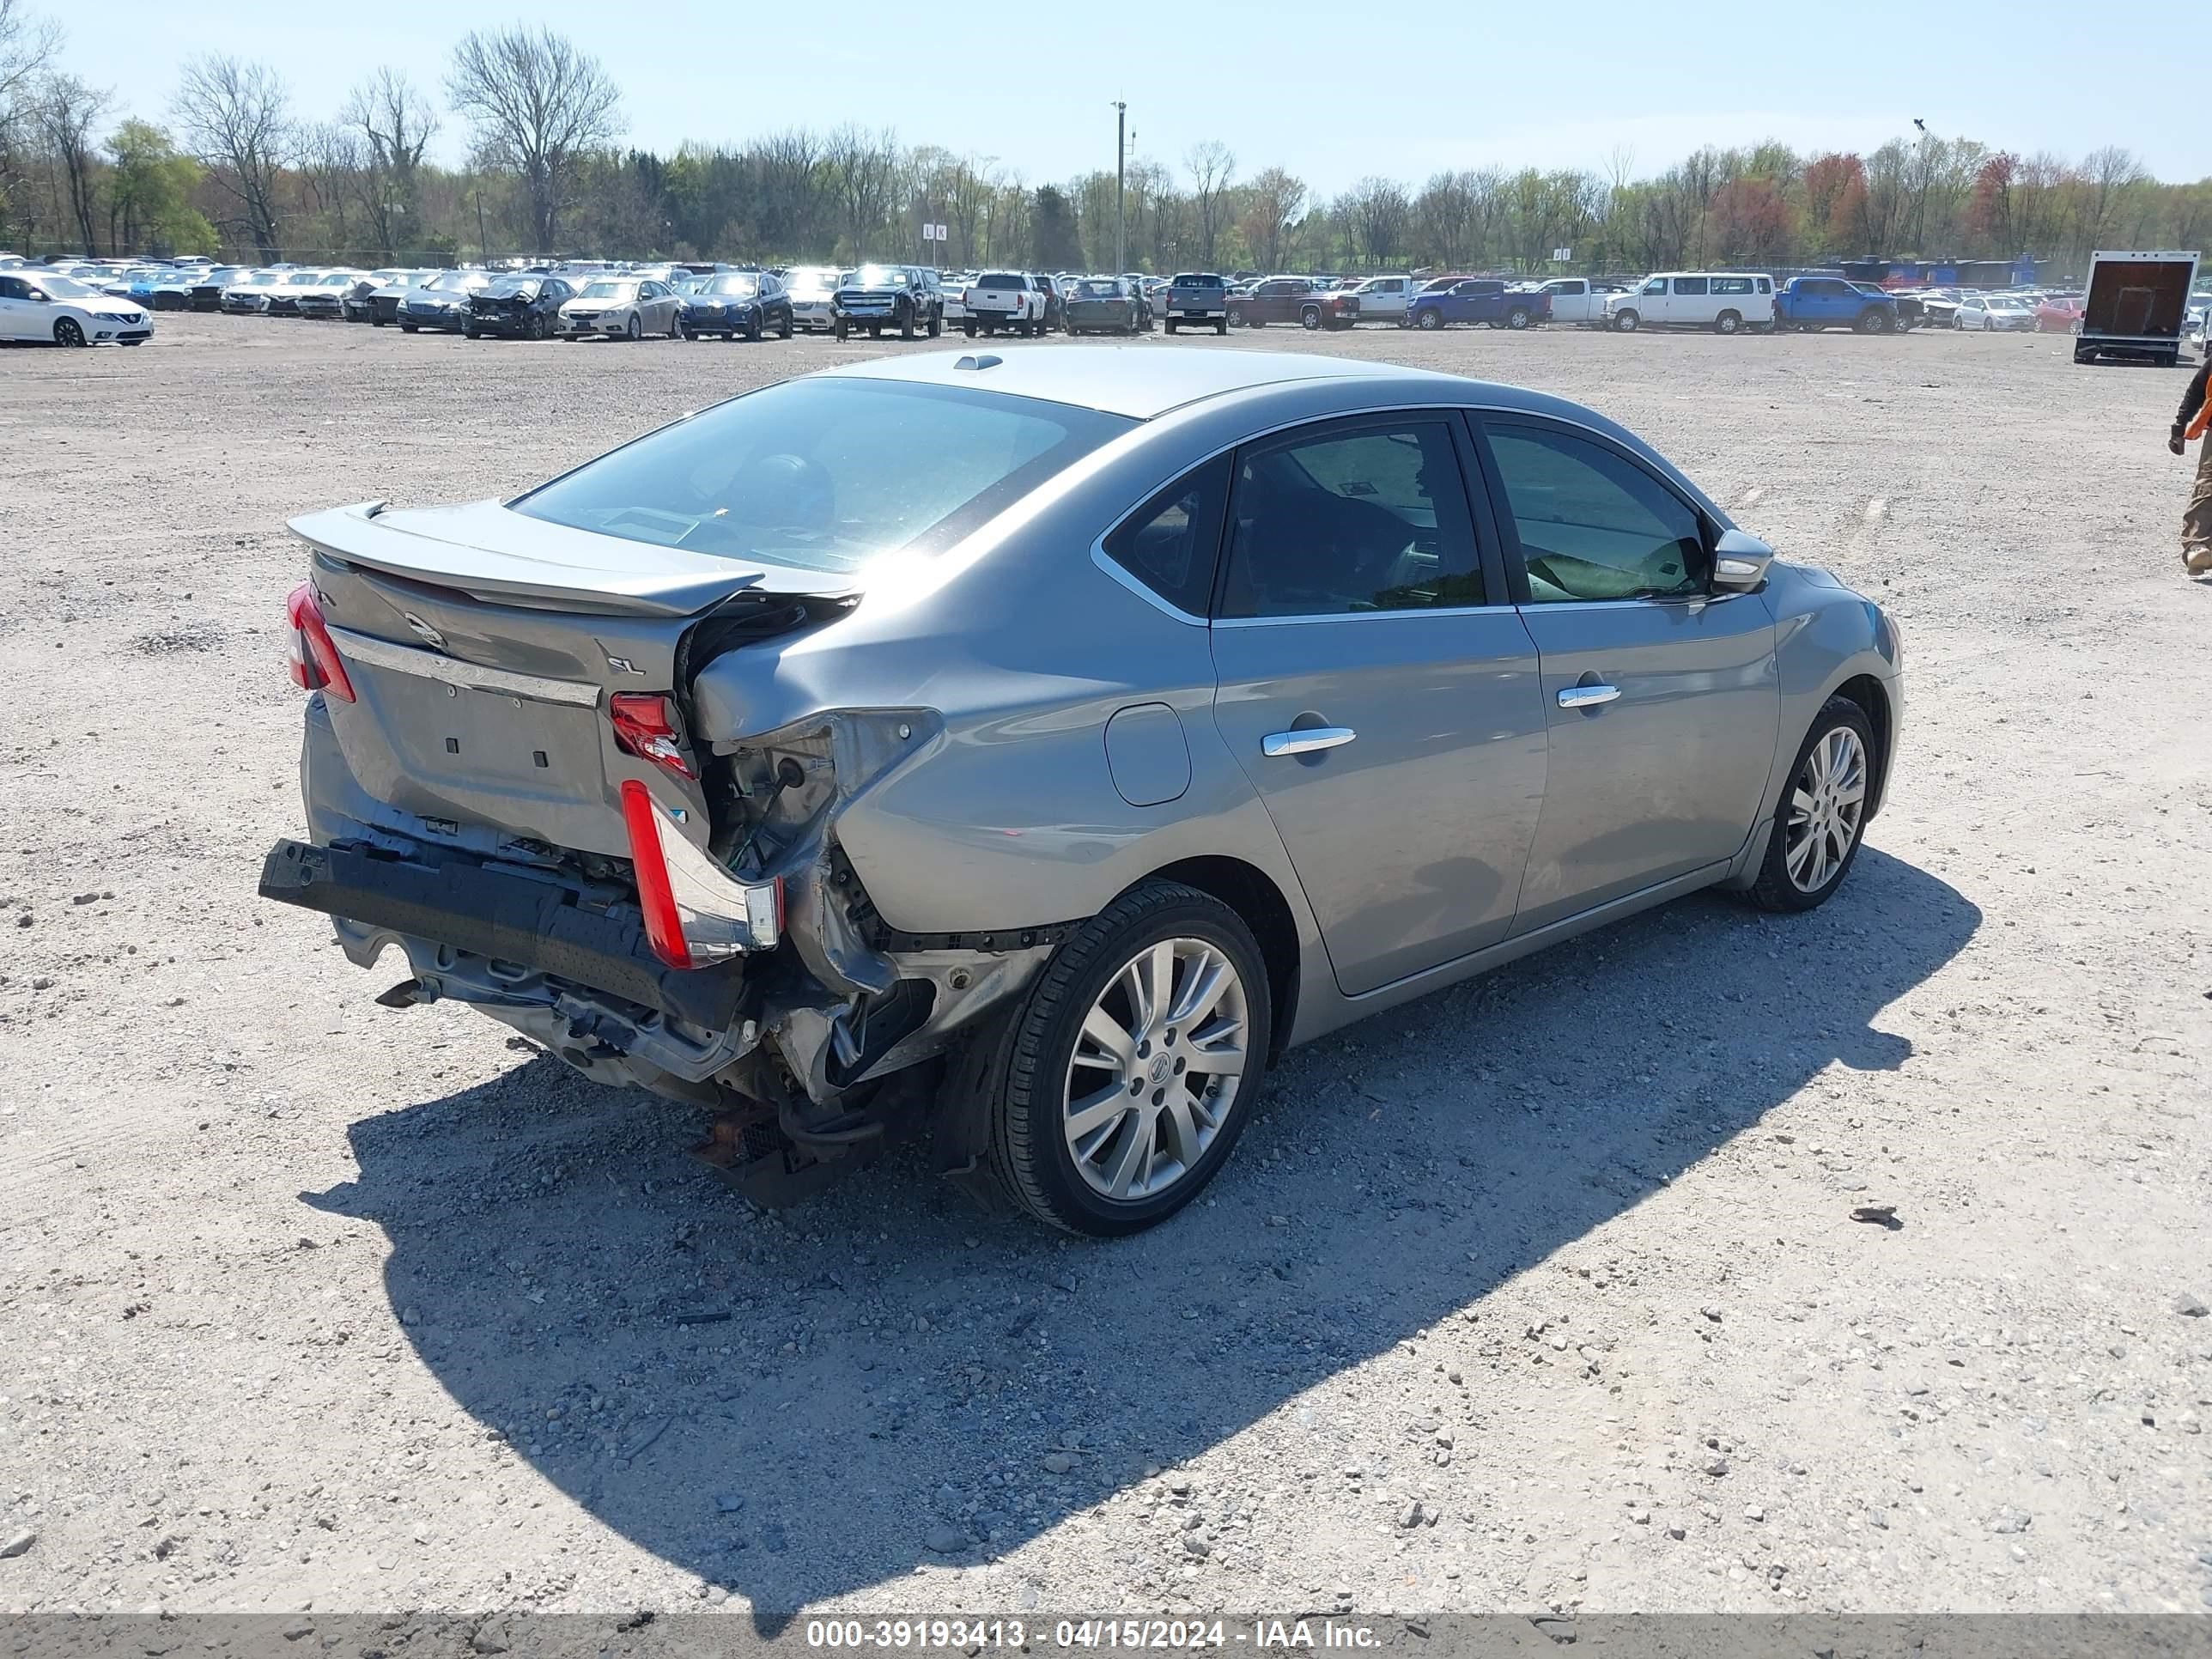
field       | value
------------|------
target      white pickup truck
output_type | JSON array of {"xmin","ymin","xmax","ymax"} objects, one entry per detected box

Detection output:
[
  {"xmin": 1531, "ymin": 276, "xmax": 1616, "ymax": 326},
  {"xmin": 962, "ymin": 270, "xmax": 1046, "ymax": 337}
]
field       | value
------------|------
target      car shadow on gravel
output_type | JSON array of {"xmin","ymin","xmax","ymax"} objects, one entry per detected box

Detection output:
[{"xmin": 305, "ymin": 845, "xmax": 1976, "ymax": 1626}]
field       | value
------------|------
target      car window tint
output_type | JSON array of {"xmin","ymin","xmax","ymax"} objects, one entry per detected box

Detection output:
[
  {"xmin": 1674, "ymin": 276, "xmax": 1709, "ymax": 296},
  {"xmin": 1221, "ymin": 422, "xmax": 1483, "ymax": 618},
  {"xmin": 1486, "ymin": 427, "xmax": 1705, "ymax": 604},
  {"xmin": 0, "ymin": 277, "xmax": 25, "ymax": 299},
  {"xmin": 1103, "ymin": 457, "xmax": 1229, "ymax": 616},
  {"xmin": 1712, "ymin": 276, "xmax": 1753, "ymax": 295}
]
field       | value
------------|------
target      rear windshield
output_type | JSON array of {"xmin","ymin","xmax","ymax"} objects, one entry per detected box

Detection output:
[
  {"xmin": 977, "ymin": 272, "xmax": 1026, "ymax": 289},
  {"xmin": 511, "ymin": 378, "xmax": 1135, "ymax": 576},
  {"xmin": 1172, "ymin": 273, "xmax": 1223, "ymax": 288},
  {"xmin": 1077, "ymin": 280, "xmax": 1121, "ymax": 297}
]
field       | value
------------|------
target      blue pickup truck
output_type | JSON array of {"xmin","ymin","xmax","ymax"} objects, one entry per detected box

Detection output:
[
  {"xmin": 1772, "ymin": 276, "xmax": 1900, "ymax": 335},
  {"xmin": 1406, "ymin": 277, "xmax": 1551, "ymax": 331}
]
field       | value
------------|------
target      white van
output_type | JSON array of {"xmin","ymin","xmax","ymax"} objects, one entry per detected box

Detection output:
[{"xmin": 1605, "ymin": 271, "xmax": 1775, "ymax": 334}]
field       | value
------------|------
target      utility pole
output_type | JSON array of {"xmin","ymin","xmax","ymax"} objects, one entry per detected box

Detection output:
[{"xmin": 1113, "ymin": 101, "xmax": 1127, "ymax": 275}]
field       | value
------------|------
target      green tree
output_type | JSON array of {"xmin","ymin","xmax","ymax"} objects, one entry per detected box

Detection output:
[
  {"xmin": 1030, "ymin": 184, "xmax": 1081, "ymax": 270},
  {"xmin": 106, "ymin": 118, "xmax": 214, "ymax": 252}
]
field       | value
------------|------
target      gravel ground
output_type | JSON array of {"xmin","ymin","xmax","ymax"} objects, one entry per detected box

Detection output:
[{"xmin": 1, "ymin": 314, "xmax": 2208, "ymax": 1624}]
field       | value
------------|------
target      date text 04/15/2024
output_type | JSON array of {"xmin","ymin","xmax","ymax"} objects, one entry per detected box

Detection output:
[{"xmin": 801, "ymin": 1620, "xmax": 1382, "ymax": 1650}]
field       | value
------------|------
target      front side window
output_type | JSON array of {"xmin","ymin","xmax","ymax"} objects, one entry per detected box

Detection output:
[
  {"xmin": 1221, "ymin": 422, "xmax": 1483, "ymax": 619},
  {"xmin": 1483, "ymin": 424, "xmax": 1706, "ymax": 604},
  {"xmin": 1643, "ymin": 278, "xmax": 1666, "ymax": 295},
  {"xmin": 513, "ymin": 379, "xmax": 1134, "ymax": 575},
  {"xmin": 1103, "ymin": 457, "xmax": 1230, "ymax": 617}
]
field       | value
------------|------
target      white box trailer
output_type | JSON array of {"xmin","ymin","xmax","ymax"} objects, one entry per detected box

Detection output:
[{"xmin": 2076, "ymin": 249, "xmax": 2198, "ymax": 366}]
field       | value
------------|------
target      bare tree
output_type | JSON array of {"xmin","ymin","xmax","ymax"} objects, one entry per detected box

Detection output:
[
  {"xmin": 36, "ymin": 71, "xmax": 106, "ymax": 252},
  {"xmin": 1239, "ymin": 166, "xmax": 1306, "ymax": 273},
  {"xmin": 298, "ymin": 121, "xmax": 363, "ymax": 253},
  {"xmin": 823, "ymin": 123, "xmax": 899, "ymax": 259},
  {"xmin": 445, "ymin": 26, "xmax": 622, "ymax": 254},
  {"xmin": 342, "ymin": 67, "xmax": 437, "ymax": 259},
  {"xmin": 172, "ymin": 55, "xmax": 291, "ymax": 260},
  {"xmin": 1185, "ymin": 140, "xmax": 1234, "ymax": 266},
  {"xmin": 0, "ymin": 0, "xmax": 58, "ymax": 106},
  {"xmin": 1346, "ymin": 174, "xmax": 1409, "ymax": 269},
  {"xmin": 2079, "ymin": 144, "xmax": 2149, "ymax": 248}
]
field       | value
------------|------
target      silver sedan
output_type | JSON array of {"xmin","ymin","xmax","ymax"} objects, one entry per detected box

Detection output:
[{"xmin": 264, "ymin": 349, "xmax": 1904, "ymax": 1236}]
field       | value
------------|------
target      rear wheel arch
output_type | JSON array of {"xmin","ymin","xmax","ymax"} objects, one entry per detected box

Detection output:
[{"xmin": 1133, "ymin": 854, "xmax": 1300, "ymax": 1062}]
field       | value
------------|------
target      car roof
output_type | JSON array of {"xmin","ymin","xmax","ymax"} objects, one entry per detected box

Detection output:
[{"xmin": 817, "ymin": 346, "xmax": 1468, "ymax": 422}]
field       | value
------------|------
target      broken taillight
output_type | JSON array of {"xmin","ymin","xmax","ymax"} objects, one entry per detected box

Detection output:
[
  {"xmin": 285, "ymin": 581, "xmax": 355, "ymax": 702},
  {"xmin": 609, "ymin": 692, "xmax": 695, "ymax": 779},
  {"xmin": 619, "ymin": 779, "xmax": 781, "ymax": 969}
]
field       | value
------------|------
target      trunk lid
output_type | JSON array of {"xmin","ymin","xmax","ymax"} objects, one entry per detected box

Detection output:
[{"xmin": 292, "ymin": 501, "xmax": 844, "ymax": 858}]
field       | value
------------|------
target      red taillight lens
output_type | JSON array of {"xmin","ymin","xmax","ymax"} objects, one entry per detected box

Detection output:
[
  {"xmin": 285, "ymin": 581, "xmax": 355, "ymax": 702},
  {"xmin": 620, "ymin": 779, "xmax": 693, "ymax": 969},
  {"xmin": 619, "ymin": 778, "xmax": 782, "ymax": 969},
  {"xmin": 610, "ymin": 692, "xmax": 695, "ymax": 779}
]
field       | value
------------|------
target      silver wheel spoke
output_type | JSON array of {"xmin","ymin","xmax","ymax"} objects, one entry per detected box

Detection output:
[
  {"xmin": 1158, "ymin": 1095, "xmax": 1202, "ymax": 1169},
  {"xmin": 1105, "ymin": 1116, "xmax": 1152, "ymax": 1198},
  {"xmin": 1066, "ymin": 1086, "xmax": 1133, "ymax": 1146},
  {"xmin": 1077, "ymin": 1004, "xmax": 1136, "ymax": 1077},
  {"xmin": 1169, "ymin": 947, "xmax": 1232, "ymax": 1028}
]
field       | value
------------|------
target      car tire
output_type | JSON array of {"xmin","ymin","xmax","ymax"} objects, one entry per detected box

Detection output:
[
  {"xmin": 528, "ymin": 314, "xmax": 547, "ymax": 340},
  {"xmin": 464, "ymin": 327, "xmax": 480, "ymax": 339},
  {"xmin": 982, "ymin": 879, "xmax": 1273, "ymax": 1237},
  {"xmin": 54, "ymin": 317, "xmax": 86, "ymax": 347},
  {"xmin": 1613, "ymin": 309, "xmax": 1639, "ymax": 332},
  {"xmin": 1506, "ymin": 307, "xmax": 1531, "ymax": 329},
  {"xmin": 927, "ymin": 309, "xmax": 942, "ymax": 338},
  {"xmin": 747, "ymin": 312, "xmax": 763, "ymax": 342},
  {"xmin": 1300, "ymin": 307, "xmax": 1321, "ymax": 331},
  {"xmin": 836, "ymin": 319, "xmax": 850, "ymax": 341},
  {"xmin": 868, "ymin": 324, "xmax": 882, "ymax": 338},
  {"xmin": 1743, "ymin": 696, "xmax": 1877, "ymax": 914},
  {"xmin": 1214, "ymin": 318, "xmax": 1228, "ymax": 335},
  {"xmin": 399, "ymin": 322, "xmax": 417, "ymax": 333},
  {"xmin": 1714, "ymin": 310, "xmax": 1741, "ymax": 335},
  {"xmin": 781, "ymin": 313, "xmax": 794, "ymax": 339},
  {"xmin": 900, "ymin": 313, "xmax": 915, "ymax": 341},
  {"xmin": 625, "ymin": 315, "xmax": 641, "ymax": 342},
  {"xmin": 963, "ymin": 322, "xmax": 977, "ymax": 337},
  {"xmin": 1415, "ymin": 308, "xmax": 1442, "ymax": 331},
  {"xmin": 1854, "ymin": 307, "xmax": 1887, "ymax": 335}
]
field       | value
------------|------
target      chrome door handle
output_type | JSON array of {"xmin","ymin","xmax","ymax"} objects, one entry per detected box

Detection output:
[
  {"xmin": 1557, "ymin": 684, "xmax": 1621, "ymax": 709},
  {"xmin": 1262, "ymin": 726, "xmax": 1357, "ymax": 757}
]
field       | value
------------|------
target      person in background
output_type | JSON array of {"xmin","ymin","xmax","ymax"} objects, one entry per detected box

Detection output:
[{"xmin": 2174, "ymin": 355, "xmax": 2212, "ymax": 574}]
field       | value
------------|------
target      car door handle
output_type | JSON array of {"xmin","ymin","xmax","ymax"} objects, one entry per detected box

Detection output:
[
  {"xmin": 1557, "ymin": 684, "xmax": 1621, "ymax": 709},
  {"xmin": 1262, "ymin": 726, "xmax": 1357, "ymax": 757}
]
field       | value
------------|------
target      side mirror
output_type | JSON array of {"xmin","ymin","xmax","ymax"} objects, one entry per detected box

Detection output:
[
  {"xmin": 24, "ymin": 289, "xmax": 47, "ymax": 303},
  {"xmin": 1711, "ymin": 527, "xmax": 1774, "ymax": 592}
]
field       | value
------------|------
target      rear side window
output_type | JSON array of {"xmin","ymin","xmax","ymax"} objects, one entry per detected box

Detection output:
[
  {"xmin": 1103, "ymin": 458, "xmax": 1230, "ymax": 617},
  {"xmin": 1712, "ymin": 276, "xmax": 1753, "ymax": 295},
  {"xmin": 1221, "ymin": 422, "xmax": 1483, "ymax": 618},
  {"xmin": 1482, "ymin": 424, "xmax": 1705, "ymax": 604}
]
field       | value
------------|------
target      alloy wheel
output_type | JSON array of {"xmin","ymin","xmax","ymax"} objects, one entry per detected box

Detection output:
[
  {"xmin": 1061, "ymin": 938, "xmax": 1249, "ymax": 1202},
  {"xmin": 1785, "ymin": 726, "xmax": 1868, "ymax": 892}
]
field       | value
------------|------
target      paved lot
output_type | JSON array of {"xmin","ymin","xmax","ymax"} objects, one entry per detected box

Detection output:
[{"xmin": 1, "ymin": 314, "xmax": 2208, "ymax": 1622}]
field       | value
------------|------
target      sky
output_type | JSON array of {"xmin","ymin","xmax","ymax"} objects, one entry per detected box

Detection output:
[{"xmin": 50, "ymin": 0, "xmax": 2204, "ymax": 197}]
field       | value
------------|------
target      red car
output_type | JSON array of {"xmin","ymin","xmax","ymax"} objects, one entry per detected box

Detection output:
[{"xmin": 2035, "ymin": 294, "xmax": 2085, "ymax": 332}]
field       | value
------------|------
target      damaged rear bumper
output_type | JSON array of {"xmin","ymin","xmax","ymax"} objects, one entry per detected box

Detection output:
[{"xmin": 258, "ymin": 836, "xmax": 745, "ymax": 1032}]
